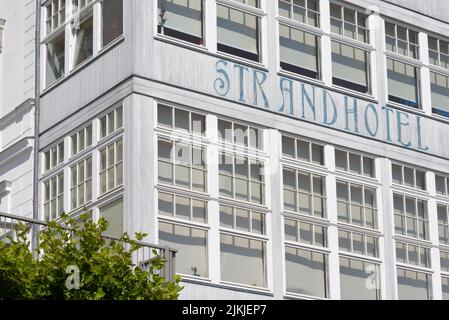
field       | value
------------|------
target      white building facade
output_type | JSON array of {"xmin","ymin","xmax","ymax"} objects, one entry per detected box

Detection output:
[{"xmin": 2, "ymin": 0, "xmax": 449, "ymax": 300}]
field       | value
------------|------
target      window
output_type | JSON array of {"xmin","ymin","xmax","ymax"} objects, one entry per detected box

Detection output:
[
  {"xmin": 220, "ymin": 233, "xmax": 266, "ymax": 287},
  {"xmin": 220, "ymin": 205, "xmax": 265, "ymax": 235},
  {"xmin": 0, "ymin": 19, "xmax": 5, "ymax": 53},
  {"xmin": 217, "ymin": 4, "xmax": 261, "ymax": 62},
  {"xmin": 100, "ymin": 105, "xmax": 123, "ymax": 139},
  {"xmin": 46, "ymin": 32, "xmax": 65, "ymax": 86},
  {"xmin": 330, "ymin": 3, "xmax": 368, "ymax": 43},
  {"xmin": 43, "ymin": 173, "xmax": 64, "ymax": 221},
  {"xmin": 430, "ymin": 71, "xmax": 449, "ymax": 117},
  {"xmin": 73, "ymin": 0, "xmax": 93, "ymax": 12},
  {"xmin": 428, "ymin": 36, "xmax": 449, "ymax": 70},
  {"xmin": 158, "ymin": 104, "xmax": 206, "ymax": 136},
  {"xmin": 71, "ymin": 125, "xmax": 93, "ymax": 156},
  {"xmin": 397, "ymin": 268, "xmax": 432, "ymax": 300},
  {"xmin": 158, "ymin": 139, "xmax": 207, "ymax": 192},
  {"xmin": 285, "ymin": 246, "xmax": 328, "ymax": 298},
  {"xmin": 158, "ymin": 0, "xmax": 204, "ymax": 45},
  {"xmin": 337, "ymin": 181, "xmax": 377, "ymax": 229},
  {"xmin": 102, "ymin": 0, "xmax": 123, "ymax": 47},
  {"xmin": 443, "ymin": 277, "xmax": 449, "ymax": 300},
  {"xmin": 72, "ymin": 12, "xmax": 94, "ymax": 68},
  {"xmin": 335, "ymin": 149, "xmax": 375, "ymax": 178},
  {"xmin": 436, "ymin": 174, "xmax": 449, "ymax": 197},
  {"xmin": 45, "ymin": 0, "xmax": 66, "ymax": 34},
  {"xmin": 340, "ymin": 257, "xmax": 381, "ymax": 300},
  {"xmin": 70, "ymin": 157, "xmax": 92, "ymax": 210},
  {"xmin": 391, "ymin": 163, "xmax": 426, "ymax": 190},
  {"xmin": 440, "ymin": 251, "xmax": 449, "ymax": 273},
  {"xmin": 218, "ymin": 119, "xmax": 263, "ymax": 150},
  {"xmin": 44, "ymin": 142, "xmax": 64, "ymax": 172},
  {"xmin": 385, "ymin": 22, "xmax": 419, "ymax": 59},
  {"xmin": 284, "ymin": 218, "xmax": 327, "ymax": 247},
  {"xmin": 438, "ymin": 204, "xmax": 449, "ymax": 245},
  {"xmin": 100, "ymin": 198, "xmax": 123, "ymax": 238},
  {"xmin": 283, "ymin": 168, "xmax": 326, "ymax": 217},
  {"xmin": 159, "ymin": 222, "xmax": 208, "ymax": 278},
  {"xmin": 159, "ymin": 192, "xmax": 207, "ymax": 223},
  {"xmin": 396, "ymin": 241, "xmax": 431, "ymax": 268},
  {"xmin": 338, "ymin": 230, "xmax": 378, "ymax": 257},
  {"xmin": 278, "ymin": 0, "xmax": 320, "ymax": 27},
  {"xmin": 331, "ymin": 41, "xmax": 370, "ymax": 94},
  {"xmin": 219, "ymin": 153, "xmax": 264, "ymax": 204},
  {"xmin": 393, "ymin": 194, "xmax": 429, "ymax": 240},
  {"xmin": 387, "ymin": 58, "xmax": 420, "ymax": 109},
  {"xmin": 99, "ymin": 139, "xmax": 123, "ymax": 195},
  {"xmin": 279, "ymin": 24, "xmax": 320, "ymax": 79},
  {"xmin": 282, "ymin": 136, "xmax": 324, "ymax": 165}
]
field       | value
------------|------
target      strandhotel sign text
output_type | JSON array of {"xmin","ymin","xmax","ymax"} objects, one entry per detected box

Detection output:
[{"xmin": 213, "ymin": 59, "xmax": 436, "ymax": 155}]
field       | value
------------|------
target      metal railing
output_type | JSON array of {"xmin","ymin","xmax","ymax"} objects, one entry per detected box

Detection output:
[{"xmin": 0, "ymin": 212, "xmax": 176, "ymax": 282}]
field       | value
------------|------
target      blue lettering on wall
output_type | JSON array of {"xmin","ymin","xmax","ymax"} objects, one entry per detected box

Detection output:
[{"xmin": 213, "ymin": 58, "xmax": 432, "ymax": 154}]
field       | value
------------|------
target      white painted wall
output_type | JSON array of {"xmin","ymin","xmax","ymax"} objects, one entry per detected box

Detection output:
[{"xmin": 0, "ymin": 0, "xmax": 35, "ymax": 117}]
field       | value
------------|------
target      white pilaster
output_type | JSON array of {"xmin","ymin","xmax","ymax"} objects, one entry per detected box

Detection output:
[
  {"xmin": 325, "ymin": 144, "xmax": 340, "ymax": 299},
  {"xmin": 267, "ymin": 129, "xmax": 284, "ymax": 299},
  {"xmin": 427, "ymin": 171, "xmax": 443, "ymax": 299},
  {"xmin": 319, "ymin": 0, "xmax": 333, "ymax": 86},
  {"xmin": 206, "ymin": 114, "xmax": 221, "ymax": 283},
  {"xmin": 123, "ymin": 93, "xmax": 156, "ymax": 243},
  {"xmin": 204, "ymin": 0, "xmax": 217, "ymax": 52},
  {"xmin": 419, "ymin": 32, "xmax": 433, "ymax": 115}
]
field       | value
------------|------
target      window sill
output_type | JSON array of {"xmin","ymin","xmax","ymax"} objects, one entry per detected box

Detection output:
[
  {"xmin": 334, "ymin": 169, "xmax": 380, "ymax": 185},
  {"xmin": 219, "ymin": 228, "xmax": 268, "ymax": 242},
  {"xmin": 154, "ymin": 34, "xmax": 209, "ymax": 54},
  {"xmin": 385, "ymin": 51, "xmax": 424, "ymax": 68},
  {"xmin": 96, "ymin": 185, "xmax": 124, "ymax": 204},
  {"xmin": 156, "ymin": 184, "xmax": 210, "ymax": 201},
  {"xmin": 215, "ymin": 50, "xmax": 268, "ymax": 72},
  {"xmin": 331, "ymin": 84, "xmax": 377, "ymax": 103},
  {"xmin": 386, "ymin": 101, "xmax": 426, "ymax": 116},
  {"xmin": 391, "ymin": 182, "xmax": 429, "ymax": 197},
  {"xmin": 337, "ymin": 222, "xmax": 382, "ymax": 236},
  {"xmin": 338, "ymin": 251, "xmax": 383, "ymax": 264},
  {"xmin": 284, "ymin": 292, "xmax": 328, "ymax": 300},
  {"xmin": 393, "ymin": 234, "xmax": 432, "ymax": 247},
  {"xmin": 277, "ymin": 69, "xmax": 325, "ymax": 88},
  {"xmin": 396, "ymin": 263, "xmax": 433, "ymax": 274},
  {"xmin": 158, "ymin": 215, "xmax": 210, "ymax": 231},
  {"xmin": 218, "ymin": 197, "xmax": 268, "ymax": 212},
  {"xmin": 282, "ymin": 210, "xmax": 329, "ymax": 225}
]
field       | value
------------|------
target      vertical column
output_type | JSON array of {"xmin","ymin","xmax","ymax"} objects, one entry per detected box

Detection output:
[
  {"xmin": 419, "ymin": 32, "xmax": 433, "ymax": 115},
  {"xmin": 267, "ymin": 129, "xmax": 284, "ymax": 299},
  {"xmin": 325, "ymin": 144, "xmax": 340, "ymax": 299},
  {"xmin": 91, "ymin": 117, "xmax": 100, "ymax": 220},
  {"xmin": 204, "ymin": 0, "xmax": 217, "ymax": 52},
  {"xmin": 123, "ymin": 93, "xmax": 156, "ymax": 243},
  {"xmin": 63, "ymin": 136, "xmax": 70, "ymax": 215},
  {"xmin": 320, "ymin": 0, "xmax": 333, "ymax": 86},
  {"xmin": 367, "ymin": 11, "xmax": 379, "ymax": 100},
  {"xmin": 65, "ymin": 1, "xmax": 73, "ymax": 74},
  {"xmin": 93, "ymin": 1, "xmax": 102, "ymax": 55},
  {"xmin": 370, "ymin": 10, "xmax": 388, "ymax": 108},
  {"xmin": 375, "ymin": 158, "xmax": 388, "ymax": 300},
  {"xmin": 427, "ymin": 171, "xmax": 443, "ymax": 300},
  {"xmin": 206, "ymin": 114, "xmax": 220, "ymax": 283},
  {"xmin": 379, "ymin": 157, "xmax": 397, "ymax": 299}
]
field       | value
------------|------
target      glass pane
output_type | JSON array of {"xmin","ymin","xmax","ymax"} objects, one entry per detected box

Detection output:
[
  {"xmin": 46, "ymin": 32, "xmax": 65, "ymax": 86},
  {"xmin": 284, "ymin": 219, "xmax": 298, "ymax": 242},
  {"xmin": 159, "ymin": 222, "xmax": 208, "ymax": 277},
  {"xmin": 158, "ymin": 193, "xmax": 173, "ymax": 216},
  {"xmin": 221, "ymin": 234, "xmax": 266, "ymax": 287},
  {"xmin": 299, "ymin": 222, "xmax": 313, "ymax": 245},
  {"xmin": 285, "ymin": 247, "xmax": 327, "ymax": 298},
  {"xmin": 335, "ymin": 150, "xmax": 347, "ymax": 171},
  {"xmin": 73, "ymin": 14, "xmax": 94, "ymax": 67},
  {"xmin": 220, "ymin": 205, "xmax": 234, "ymax": 229},
  {"xmin": 158, "ymin": 105, "xmax": 172, "ymax": 127},
  {"xmin": 282, "ymin": 136, "xmax": 295, "ymax": 158},
  {"xmin": 175, "ymin": 109, "xmax": 189, "ymax": 132},
  {"xmin": 102, "ymin": 0, "xmax": 123, "ymax": 47},
  {"xmin": 236, "ymin": 208, "xmax": 250, "ymax": 232},
  {"xmin": 397, "ymin": 269, "xmax": 432, "ymax": 300},
  {"xmin": 340, "ymin": 258, "xmax": 380, "ymax": 300},
  {"xmin": 100, "ymin": 198, "xmax": 123, "ymax": 238},
  {"xmin": 175, "ymin": 196, "xmax": 191, "ymax": 220}
]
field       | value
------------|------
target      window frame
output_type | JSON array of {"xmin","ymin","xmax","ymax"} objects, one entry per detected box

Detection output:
[
  {"xmin": 99, "ymin": 138, "xmax": 123, "ymax": 196},
  {"xmin": 43, "ymin": 172, "xmax": 65, "ymax": 222},
  {"xmin": 70, "ymin": 156, "xmax": 93, "ymax": 211},
  {"xmin": 393, "ymin": 193, "xmax": 429, "ymax": 241}
]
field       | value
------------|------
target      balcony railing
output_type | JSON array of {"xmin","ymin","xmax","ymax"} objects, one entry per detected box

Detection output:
[{"xmin": 0, "ymin": 212, "xmax": 176, "ymax": 282}]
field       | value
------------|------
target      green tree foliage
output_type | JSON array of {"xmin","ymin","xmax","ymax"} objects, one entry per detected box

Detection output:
[{"xmin": 0, "ymin": 213, "xmax": 182, "ymax": 300}]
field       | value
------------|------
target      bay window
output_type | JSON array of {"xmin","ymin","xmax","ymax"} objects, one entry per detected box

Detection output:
[
  {"xmin": 387, "ymin": 58, "xmax": 420, "ymax": 109},
  {"xmin": 217, "ymin": 4, "xmax": 261, "ymax": 62},
  {"xmin": 43, "ymin": 0, "xmax": 124, "ymax": 87},
  {"xmin": 157, "ymin": 0, "xmax": 204, "ymax": 45}
]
